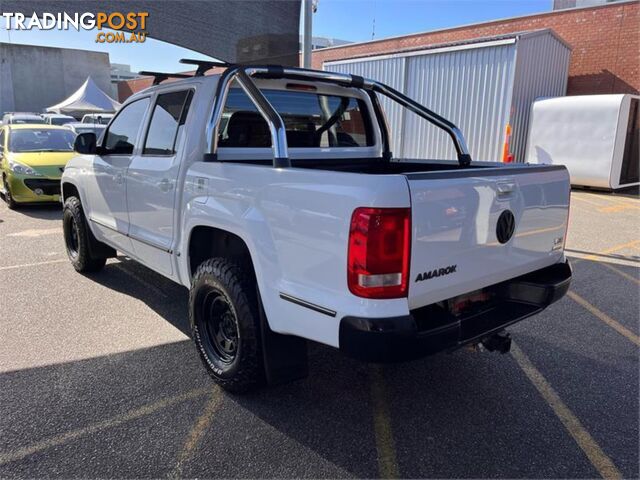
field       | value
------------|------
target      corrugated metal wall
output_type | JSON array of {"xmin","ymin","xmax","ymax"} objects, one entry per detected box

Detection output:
[
  {"xmin": 510, "ymin": 33, "xmax": 571, "ymax": 163},
  {"xmin": 325, "ymin": 31, "xmax": 570, "ymax": 163},
  {"xmin": 328, "ymin": 57, "xmax": 407, "ymax": 152},
  {"xmin": 402, "ymin": 43, "xmax": 515, "ymax": 160}
]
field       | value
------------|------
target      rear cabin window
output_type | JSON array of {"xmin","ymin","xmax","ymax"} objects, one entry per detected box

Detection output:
[
  {"xmin": 218, "ymin": 88, "xmax": 374, "ymax": 148},
  {"xmin": 144, "ymin": 90, "xmax": 193, "ymax": 155}
]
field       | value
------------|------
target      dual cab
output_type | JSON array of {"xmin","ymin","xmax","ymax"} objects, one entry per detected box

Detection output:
[{"xmin": 61, "ymin": 63, "xmax": 571, "ymax": 392}]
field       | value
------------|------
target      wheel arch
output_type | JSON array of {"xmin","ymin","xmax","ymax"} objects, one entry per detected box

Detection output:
[
  {"xmin": 61, "ymin": 181, "xmax": 80, "ymax": 203},
  {"xmin": 187, "ymin": 225, "xmax": 257, "ymax": 281}
]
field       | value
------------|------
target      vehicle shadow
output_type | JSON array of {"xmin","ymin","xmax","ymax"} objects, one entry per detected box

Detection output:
[
  {"xmin": 0, "ymin": 341, "xmax": 213, "ymax": 478},
  {"xmin": 572, "ymin": 185, "xmax": 639, "ymax": 198},
  {"xmin": 88, "ymin": 258, "xmax": 192, "ymax": 337},
  {"xmin": 7, "ymin": 203, "xmax": 62, "ymax": 221},
  {"xmin": 12, "ymin": 256, "xmax": 633, "ymax": 478}
]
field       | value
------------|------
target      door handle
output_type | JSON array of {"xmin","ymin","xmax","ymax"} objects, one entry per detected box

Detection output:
[
  {"xmin": 497, "ymin": 182, "xmax": 515, "ymax": 196},
  {"xmin": 159, "ymin": 178, "xmax": 172, "ymax": 192},
  {"xmin": 114, "ymin": 172, "xmax": 124, "ymax": 185}
]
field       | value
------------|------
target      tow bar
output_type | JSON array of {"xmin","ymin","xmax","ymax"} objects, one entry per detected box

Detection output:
[{"xmin": 475, "ymin": 330, "xmax": 512, "ymax": 354}]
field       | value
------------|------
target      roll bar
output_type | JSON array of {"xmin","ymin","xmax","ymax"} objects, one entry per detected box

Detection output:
[{"xmin": 204, "ymin": 64, "xmax": 472, "ymax": 168}]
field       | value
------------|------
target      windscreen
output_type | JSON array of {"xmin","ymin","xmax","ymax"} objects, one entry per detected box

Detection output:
[
  {"xmin": 12, "ymin": 117, "xmax": 45, "ymax": 125},
  {"xmin": 50, "ymin": 117, "xmax": 74, "ymax": 126},
  {"xmin": 219, "ymin": 88, "xmax": 373, "ymax": 148},
  {"xmin": 9, "ymin": 129, "xmax": 76, "ymax": 152}
]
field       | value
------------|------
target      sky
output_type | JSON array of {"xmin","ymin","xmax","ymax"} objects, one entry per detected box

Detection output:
[{"xmin": 0, "ymin": 0, "xmax": 552, "ymax": 73}]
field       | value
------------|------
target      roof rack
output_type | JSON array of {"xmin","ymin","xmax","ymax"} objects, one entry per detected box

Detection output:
[
  {"xmin": 138, "ymin": 71, "xmax": 192, "ymax": 85},
  {"xmin": 179, "ymin": 58, "xmax": 230, "ymax": 76}
]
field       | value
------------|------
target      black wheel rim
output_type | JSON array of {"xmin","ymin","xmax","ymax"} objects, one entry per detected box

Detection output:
[
  {"xmin": 64, "ymin": 215, "xmax": 80, "ymax": 258},
  {"xmin": 199, "ymin": 289, "xmax": 239, "ymax": 364}
]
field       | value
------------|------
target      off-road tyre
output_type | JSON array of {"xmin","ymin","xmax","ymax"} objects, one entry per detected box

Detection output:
[
  {"xmin": 2, "ymin": 174, "xmax": 18, "ymax": 209},
  {"xmin": 63, "ymin": 196, "xmax": 107, "ymax": 273},
  {"xmin": 189, "ymin": 258, "xmax": 264, "ymax": 393}
]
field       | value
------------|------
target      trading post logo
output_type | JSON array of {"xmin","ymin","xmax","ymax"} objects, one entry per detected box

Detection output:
[{"xmin": 1, "ymin": 12, "xmax": 148, "ymax": 43}]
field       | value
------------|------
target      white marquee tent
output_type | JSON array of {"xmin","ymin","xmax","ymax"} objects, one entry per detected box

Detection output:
[{"xmin": 46, "ymin": 77, "xmax": 121, "ymax": 117}]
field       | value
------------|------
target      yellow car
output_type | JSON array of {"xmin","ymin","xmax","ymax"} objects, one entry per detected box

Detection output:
[{"xmin": 0, "ymin": 124, "xmax": 77, "ymax": 208}]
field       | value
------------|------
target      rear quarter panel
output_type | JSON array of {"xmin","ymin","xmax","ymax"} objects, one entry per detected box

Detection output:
[{"xmin": 180, "ymin": 162, "xmax": 411, "ymax": 347}]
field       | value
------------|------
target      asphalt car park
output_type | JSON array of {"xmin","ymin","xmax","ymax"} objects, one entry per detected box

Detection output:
[{"xmin": 0, "ymin": 189, "xmax": 638, "ymax": 479}]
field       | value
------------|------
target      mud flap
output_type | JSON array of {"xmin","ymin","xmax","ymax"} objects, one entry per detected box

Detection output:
[{"xmin": 258, "ymin": 296, "xmax": 309, "ymax": 386}]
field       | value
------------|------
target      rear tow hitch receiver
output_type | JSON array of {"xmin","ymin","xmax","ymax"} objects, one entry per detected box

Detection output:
[{"xmin": 480, "ymin": 331, "xmax": 512, "ymax": 354}]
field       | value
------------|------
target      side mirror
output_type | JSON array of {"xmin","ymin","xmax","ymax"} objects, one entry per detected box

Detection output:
[{"xmin": 74, "ymin": 132, "xmax": 97, "ymax": 154}]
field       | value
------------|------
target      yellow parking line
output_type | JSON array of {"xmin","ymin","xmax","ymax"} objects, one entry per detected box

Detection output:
[
  {"xmin": 0, "ymin": 258, "xmax": 67, "ymax": 271},
  {"xmin": 169, "ymin": 389, "xmax": 222, "ymax": 478},
  {"xmin": 369, "ymin": 365, "xmax": 400, "ymax": 479},
  {"xmin": 571, "ymin": 195, "xmax": 606, "ymax": 207},
  {"xmin": 578, "ymin": 240, "xmax": 640, "ymax": 262},
  {"xmin": 511, "ymin": 343, "xmax": 622, "ymax": 480},
  {"xmin": 597, "ymin": 204, "xmax": 640, "ymax": 213},
  {"xmin": 484, "ymin": 225, "xmax": 563, "ymax": 246},
  {"xmin": 6, "ymin": 227, "xmax": 61, "ymax": 238},
  {"xmin": 574, "ymin": 193, "xmax": 639, "ymax": 207},
  {"xmin": 600, "ymin": 195, "xmax": 640, "ymax": 206},
  {"xmin": 516, "ymin": 225, "xmax": 563, "ymax": 238},
  {"xmin": 599, "ymin": 262, "xmax": 640, "ymax": 286},
  {"xmin": 567, "ymin": 291, "xmax": 640, "ymax": 346},
  {"xmin": 0, "ymin": 387, "xmax": 210, "ymax": 466},
  {"xmin": 599, "ymin": 239, "xmax": 640, "ymax": 254}
]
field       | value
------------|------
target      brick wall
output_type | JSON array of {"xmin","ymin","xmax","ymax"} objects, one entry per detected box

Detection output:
[
  {"xmin": 118, "ymin": 76, "xmax": 154, "ymax": 101},
  {"xmin": 312, "ymin": 1, "xmax": 639, "ymax": 96}
]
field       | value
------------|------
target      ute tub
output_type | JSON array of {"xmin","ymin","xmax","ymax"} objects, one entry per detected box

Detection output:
[{"xmin": 339, "ymin": 260, "xmax": 571, "ymax": 362}]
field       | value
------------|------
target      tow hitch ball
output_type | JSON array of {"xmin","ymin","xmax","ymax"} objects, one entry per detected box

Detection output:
[{"xmin": 478, "ymin": 331, "xmax": 512, "ymax": 354}]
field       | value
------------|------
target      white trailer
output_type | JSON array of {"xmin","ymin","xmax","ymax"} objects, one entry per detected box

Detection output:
[{"xmin": 526, "ymin": 94, "xmax": 639, "ymax": 190}]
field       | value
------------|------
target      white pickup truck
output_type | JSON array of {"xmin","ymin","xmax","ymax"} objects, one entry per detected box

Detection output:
[{"xmin": 61, "ymin": 61, "xmax": 572, "ymax": 392}]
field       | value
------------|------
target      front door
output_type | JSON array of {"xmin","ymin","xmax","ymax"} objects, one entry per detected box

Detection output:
[
  {"xmin": 84, "ymin": 97, "xmax": 150, "ymax": 252},
  {"xmin": 126, "ymin": 89, "xmax": 193, "ymax": 276}
]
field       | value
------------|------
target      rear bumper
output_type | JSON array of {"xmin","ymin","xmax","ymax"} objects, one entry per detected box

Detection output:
[{"xmin": 339, "ymin": 260, "xmax": 572, "ymax": 362}]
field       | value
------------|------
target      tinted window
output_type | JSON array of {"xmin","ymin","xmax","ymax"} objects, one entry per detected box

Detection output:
[
  {"xmin": 143, "ymin": 90, "xmax": 193, "ymax": 155},
  {"xmin": 50, "ymin": 117, "xmax": 74, "ymax": 126},
  {"xmin": 218, "ymin": 88, "xmax": 373, "ymax": 148},
  {"xmin": 9, "ymin": 129, "xmax": 75, "ymax": 152},
  {"xmin": 103, "ymin": 98, "xmax": 149, "ymax": 155}
]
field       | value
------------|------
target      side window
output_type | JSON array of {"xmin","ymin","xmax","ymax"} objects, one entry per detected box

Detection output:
[
  {"xmin": 143, "ymin": 90, "xmax": 193, "ymax": 155},
  {"xmin": 102, "ymin": 98, "xmax": 150, "ymax": 155}
]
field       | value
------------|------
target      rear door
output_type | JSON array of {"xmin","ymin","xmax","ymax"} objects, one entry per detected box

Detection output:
[
  {"xmin": 85, "ymin": 97, "xmax": 150, "ymax": 252},
  {"xmin": 125, "ymin": 88, "xmax": 194, "ymax": 276},
  {"xmin": 406, "ymin": 165, "xmax": 570, "ymax": 309}
]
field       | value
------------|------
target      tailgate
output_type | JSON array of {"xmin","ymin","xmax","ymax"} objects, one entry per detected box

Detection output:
[{"xmin": 406, "ymin": 165, "xmax": 570, "ymax": 309}]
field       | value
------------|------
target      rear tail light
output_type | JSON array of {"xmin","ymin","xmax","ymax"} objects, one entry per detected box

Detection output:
[{"xmin": 348, "ymin": 207, "xmax": 411, "ymax": 299}]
